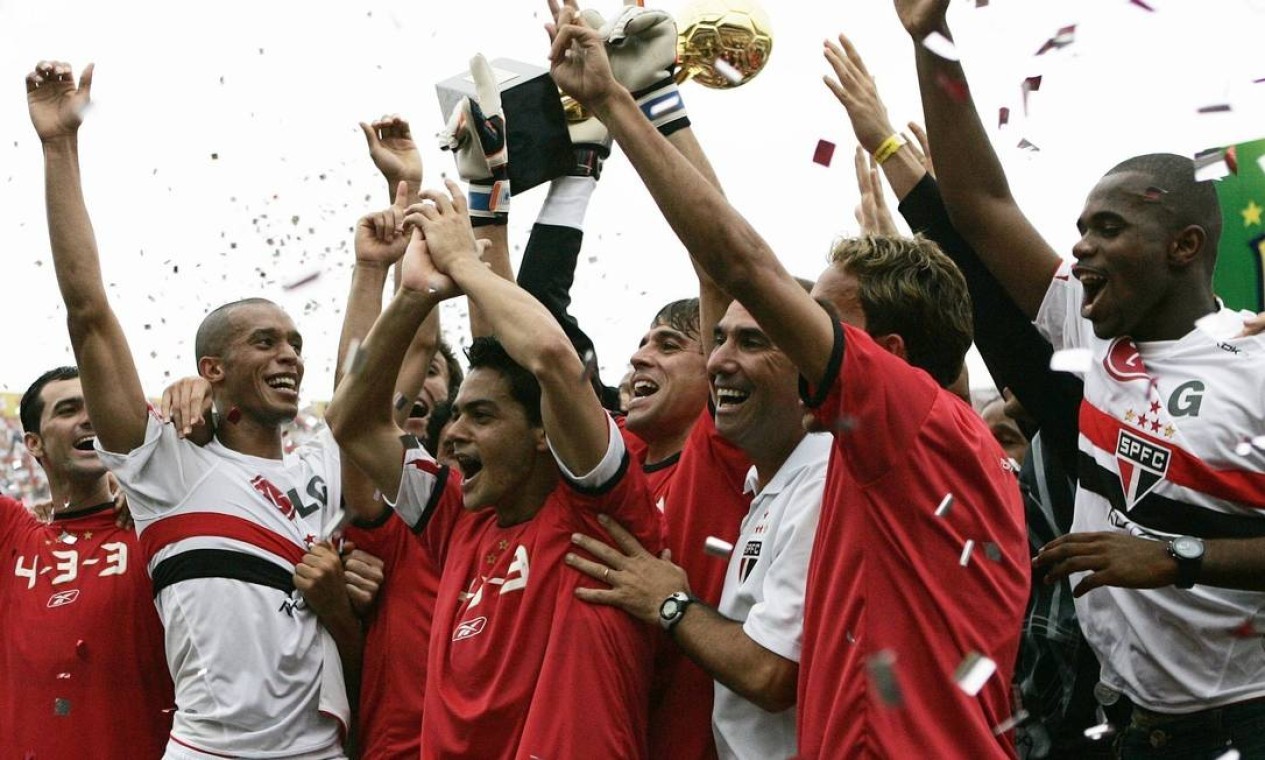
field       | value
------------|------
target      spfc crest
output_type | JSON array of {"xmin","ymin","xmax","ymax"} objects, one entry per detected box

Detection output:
[
  {"xmin": 739, "ymin": 541, "xmax": 762, "ymax": 583},
  {"xmin": 1115, "ymin": 429, "xmax": 1171, "ymax": 508}
]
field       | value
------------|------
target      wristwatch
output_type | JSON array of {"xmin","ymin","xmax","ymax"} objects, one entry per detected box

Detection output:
[
  {"xmin": 1167, "ymin": 535, "xmax": 1205, "ymax": 589},
  {"xmin": 659, "ymin": 591, "xmax": 697, "ymax": 634}
]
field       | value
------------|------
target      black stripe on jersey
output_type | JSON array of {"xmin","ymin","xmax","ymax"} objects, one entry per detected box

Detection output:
[
  {"xmin": 411, "ymin": 465, "xmax": 449, "ymax": 536},
  {"xmin": 565, "ymin": 451, "xmax": 631, "ymax": 497},
  {"xmin": 799, "ymin": 318, "xmax": 844, "ymax": 409},
  {"xmin": 352, "ymin": 505, "xmax": 395, "ymax": 530},
  {"xmin": 151, "ymin": 548, "xmax": 296, "ymax": 598},
  {"xmin": 1079, "ymin": 453, "xmax": 1265, "ymax": 539}
]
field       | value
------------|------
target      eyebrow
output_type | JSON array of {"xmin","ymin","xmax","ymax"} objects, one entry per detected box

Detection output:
[
  {"xmin": 51, "ymin": 397, "xmax": 84, "ymax": 413},
  {"xmin": 454, "ymin": 399, "xmax": 495, "ymax": 416},
  {"xmin": 1076, "ymin": 210, "xmax": 1126, "ymax": 234}
]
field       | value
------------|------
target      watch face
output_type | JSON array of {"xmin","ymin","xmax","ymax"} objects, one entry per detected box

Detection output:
[
  {"xmin": 1173, "ymin": 536, "xmax": 1204, "ymax": 559},
  {"xmin": 661, "ymin": 599, "xmax": 681, "ymax": 619}
]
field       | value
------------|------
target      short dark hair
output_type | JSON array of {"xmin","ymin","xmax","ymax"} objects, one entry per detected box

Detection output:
[
  {"xmin": 651, "ymin": 298, "xmax": 701, "ymax": 343},
  {"xmin": 195, "ymin": 298, "xmax": 279, "ymax": 360},
  {"xmin": 437, "ymin": 340, "xmax": 464, "ymax": 403},
  {"xmin": 829, "ymin": 235, "xmax": 973, "ymax": 388},
  {"xmin": 465, "ymin": 336, "xmax": 542, "ymax": 427},
  {"xmin": 1106, "ymin": 153, "xmax": 1223, "ymax": 264},
  {"xmin": 21, "ymin": 366, "xmax": 80, "ymax": 434},
  {"xmin": 425, "ymin": 399, "xmax": 455, "ymax": 454}
]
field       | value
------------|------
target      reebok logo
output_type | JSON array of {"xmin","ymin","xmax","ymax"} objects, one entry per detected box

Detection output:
[
  {"xmin": 47, "ymin": 589, "xmax": 79, "ymax": 608},
  {"xmin": 453, "ymin": 616, "xmax": 487, "ymax": 642}
]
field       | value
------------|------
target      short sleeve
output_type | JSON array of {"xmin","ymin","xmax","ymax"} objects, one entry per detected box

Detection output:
[
  {"xmin": 1034, "ymin": 261, "xmax": 1090, "ymax": 352},
  {"xmin": 801, "ymin": 321, "xmax": 937, "ymax": 485},
  {"xmin": 393, "ymin": 447, "xmax": 464, "ymax": 566},
  {"xmin": 742, "ymin": 467, "xmax": 825, "ymax": 663},
  {"xmin": 558, "ymin": 423, "xmax": 664, "ymax": 555},
  {"xmin": 550, "ymin": 415, "xmax": 626, "ymax": 490},
  {"xmin": 95, "ymin": 413, "xmax": 218, "ymax": 520}
]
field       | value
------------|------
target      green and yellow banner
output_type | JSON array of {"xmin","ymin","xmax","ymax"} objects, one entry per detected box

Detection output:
[{"xmin": 1214, "ymin": 137, "xmax": 1265, "ymax": 312}]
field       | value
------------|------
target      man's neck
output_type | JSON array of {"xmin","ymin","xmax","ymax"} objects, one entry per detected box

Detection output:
[
  {"xmin": 47, "ymin": 474, "xmax": 113, "ymax": 515},
  {"xmin": 643, "ymin": 429, "xmax": 689, "ymax": 467},
  {"xmin": 1136, "ymin": 287, "xmax": 1219, "ymax": 343},
  {"xmin": 748, "ymin": 429, "xmax": 807, "ymax": 494},
  {"xmin": 216, "ymin": 414, "xmax": 286, "ymax": 460},
  {"xmin": 494, "ymin": 465, "xmax": 561, "ymax": 528}
]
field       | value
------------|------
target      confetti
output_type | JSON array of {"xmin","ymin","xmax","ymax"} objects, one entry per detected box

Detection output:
[
  {"xmin": 959, "ymin": 539, "xmax": 976, "ymax": 566},
  {"xmin": 1033, "ymin": 25, "xmax": 1076, "ymax": 56},
  {"xmin": 934, "ymin": 70, "xmax": 968, "ymax": 102},
  {"xmin": 579, "ymin": 349, "xmax": 599, "ymax": 384},
  {"xmin": 713, "ymin": 58, "xmax": 744, "ymax": 85},
  {"xmin": 934, "ymin": 493, "xmax": 954, "ymax": 517},
  {"xmin": 998, "ymin": 107, "xmax": 1010, "ymax": 128},
  {"xmin": 58, "ymin": 530, "xmax": 77, "ymax": 545},
  {"xmin": 1197, "ymin": 103, "xmax": 1232, "ymax": 114},
  {"xmin": 983, "ymin": 542, "xmax": 1002, "ymax": 562},
  {"xmin": 813, "ymin": 139, "xmax": 836, "ymax": 167},
  {"xmin": 1128, "ymin": 0, "xmax": 1155, "ymax": 10},
  {"xmin": 1216, "ymin": 751, "xmax": 1242, "ymax": 760},
  {"xmin": 226, "ymin": 407, "xmax": 242, "ymax": 425},
  {"xmin": 211, "ymin": 152, "xmax": 219, "ymax": 160},
  {"xmin": 921, "ymin": 31, "xmax": 960, "ymax": 61},
  {"xmin": 992, "ymin": 709, "xmax": 1029, "ymax": 735},
  {"xmin": 54, "ymin": 698, "xmax": 71, "ymax": 716},
  {"xmin": 1021, "ymin": 76, "xmax": 1042, "ymax": 115},
  {"xmin": 1194, "ymin": 149, "xmax": 1231, "ymax": 182},
  {"xmin": 393, "ymin": 392, "xmax": 412, "ymax": 412},
  {"xmin": 704, "ymin": 536, "xmax": 734, "ymax": 558},
  {"xmin": 1049, "ymin": 348, "xmax": 1092, "ymax": 372},
  {"xmin": 953, "ymin": 651, "xmax": 997, "ymax": 696},
  {"xmin": 1253, "ymin": 435, "xmax": 1265, "ymax": 450},
  {"xmin": 866, "ymin": 650, "xmax": 904, "ymax": 707},
  {"xmin": 1016, "ymin": 138, "xmax": 1040, "ymax": 152},
  {"xmin": 283, "ymin": 270, "xmax": 322, "ymax": 290},
  {"xmin": 1235, "ymin": 441, "xmax": 1253, "ymax": 457},
  {"xmin": 1084, "ymin": 722, "xmax": 1116, "ymax": 741}
]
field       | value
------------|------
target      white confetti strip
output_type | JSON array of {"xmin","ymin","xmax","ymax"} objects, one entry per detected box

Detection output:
[
  {"xmin": 1215, "ymin": 750, "xmax": 1241, "ymax": 760},
  {"xmin": 713, "ymin": 58, "xmax": 744, "ymax": 85},
  {"xmin": 934, "ymin": 493, "xmax": 954, "ymax": 517},
  {"xmin": 866, "ymin": 649, "xmax": 904, "ymax": 707},
  {"xmin": 704, "ymin": 536, "xmax": 734, "ymax": 558},
  {"xmin": 921, "ymin": 31, "xmax": 960, "ymax": 61},
  {"xmin": 1236, "ymin": 440, "xmax": 1254, "ymax": 457},
  {"xmin": 991, "ymin": 709, "xmax": 1029, "ymax": 735},
  {"xmin": 1083, "ymin": 722, "xmax": 1114, "ymax": 741},
  {"xmin": 1049, "ymin": 348, "xmax": 1093, "ymax": 372},
  {"xmin": 959, "ymin": 539, "xmax": 976, "ymax": 566},
  {"xmin": 953, "ymin": 651, "xmax": 997, "ymax": 696}
]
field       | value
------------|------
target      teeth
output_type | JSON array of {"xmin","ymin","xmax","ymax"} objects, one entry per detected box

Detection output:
[
  {"xmin": 267, "ymin": 376, "xmax": 297, "ymax": 390},
  {"xmin": 715, "ymin": 388, "xmax": 749, "ymax": 405},
  {"xmin": 633, "ymin": 379, "xmax": 659, "ymax": 397}
]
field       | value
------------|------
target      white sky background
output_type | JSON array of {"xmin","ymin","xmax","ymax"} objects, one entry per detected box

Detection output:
[{"xmin": 1, "ymin": 0, "xmax": 1263, "ymax": 401}]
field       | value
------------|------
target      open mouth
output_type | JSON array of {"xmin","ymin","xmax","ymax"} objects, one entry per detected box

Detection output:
[
  {"xmin": 1073, "ymin": 267, "xmax": 1107, "ymax": 318},
  {"xmin": 410, "ymin": 401, "xmax": 430, "ymax": 420},
  {"xmin": 73, "ymin": 435, "xmax": 96, "ymax": 452},
  {"xmin": 714, "ymin": 386, "xmax": 751, "ymax": 408},
  {"xmin": 632, "ymin": 378, "xmax": 660, "ymax": 399},
  {"xmin": 451, "ymin": 451, "xmax": 484, "ymax": 485},
  {"xmin": 265, "ymin": 374, "xmax": 300, "ymax": 396}
]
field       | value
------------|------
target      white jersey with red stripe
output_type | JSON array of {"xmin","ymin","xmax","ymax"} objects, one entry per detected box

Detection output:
[
  {"xmin": 97, "ymin": 413, "xmax": 347, "ymax": 758},
  {"xmin": 1036, "ymin": 262, "xmax": 1265, "ymax": 713}
]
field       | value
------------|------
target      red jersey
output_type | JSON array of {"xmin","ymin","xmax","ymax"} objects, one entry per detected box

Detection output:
[
  {"xmin": 394, "ymin": 426, "xmax": 662, "ymax": 759},
  {"xmin": 796, "ymin": 322, "xmax": 1028, "ymax": 758},
  {"xmin": 0, "ymin": 496, "xmax": 174, "ymax": 759},
  {"xmin": 343, "ymin": 513, "xmax": 440, "ymax": 759}
]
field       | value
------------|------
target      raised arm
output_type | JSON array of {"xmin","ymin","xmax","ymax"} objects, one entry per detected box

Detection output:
[
  {"xmin": 546, "ymin": 2, "xmax": 836, "ymax": 386},
  {"xmin": 326, "ymin": 229, "xmax": 450, "ymax": 503},
  {"xmin": 412, "ymin": 182, "xmax": 610, "ymax": 476},
  {"xmin": 896, "ymin": 1, "xmax": 1060, "ymax": 316},
  {"xmin": 27, "ymin": 61, "xmax": 147, "ymax": 454}
]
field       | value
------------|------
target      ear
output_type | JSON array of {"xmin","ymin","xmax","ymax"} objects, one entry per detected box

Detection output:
[
  {"xmin": 532, "ymin": 426, "xmax": 549, "ymax": 454},
  {"xmin": 23, "ymin": 431, "xmax": 44, "ymax": 461},
  {"xmin": 873, "ymin": 332, "xmax": 908, "ymax": 362},
  {"xmin": 1168, "ymin": 224, "xmax": 1206, "ymax": 269},
  {"xmin": 198, "ymin": 356, "xmax": 225, "ymax": 384}
]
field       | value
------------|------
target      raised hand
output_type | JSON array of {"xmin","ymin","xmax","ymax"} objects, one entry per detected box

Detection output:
[
  {"xmin": 823, "ymin": 34, "xmax": 896, "ymax": 154},
  {"xmin": 398, "ymin": 228, "xmax": 462, "ymax": 300},
  {"xmin": 402, "ymin": 180, "xmax": 483, "ymax": 275},
  {"xmin": 26, "ymin": 60, "xmax": 93, "ymax": 142},
  {"xmin": 359, "ymin": 115, "xmax": 423, "ymax": 186},
  {"xmin": 354, "ymin": 181, "xmax": 411, "ymax": 269},
  {"xmin": 907, "ymin": 121, "xmax": 936, "ymax": 179},
  {"xmin": 854, "ymin": 147, "xmax": 898, "ymax": 236},
  {"xmin": 894, "ymin": 0, "xmax": 951, "ymax": 40},
  {"xmin": 546, "ymin": 0, "xmax": 621, "ymax": 111}
]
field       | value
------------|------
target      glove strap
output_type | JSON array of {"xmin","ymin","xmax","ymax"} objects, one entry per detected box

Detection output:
[
  {"xmin": 633, "ymin": 75, "xmax": 691, "ymax": 136},
  {"xmin": 569, "ymin": 145, "xmax": 609, "ymax": 179},
  {"xmin": 469, "ymin": 177, "xmax": 510, "ymax": 227}
]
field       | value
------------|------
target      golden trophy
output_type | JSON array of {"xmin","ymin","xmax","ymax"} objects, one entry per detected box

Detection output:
[{"xmin": 676, "ymin": 0, "xmax": 774, "ymax": 89}]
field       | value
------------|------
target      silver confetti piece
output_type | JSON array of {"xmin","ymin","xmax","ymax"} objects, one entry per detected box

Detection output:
[
  {"xmin": 704, "ymin": 536, "xmax": 734, "ymax": 558},
  {"xmin": 54, "ymin": 698, "xmax": 71, "ymax": 716},
  {"xmin": 934, "ymin": 493, "xmax": 954, "ymax": 517},
  {"xmin": 1215, "ymin": 750, "xmax": 1241, "ymax": 760},
  {"xmin": 959, "ymin": 539, "xmax": 976, "ymax": 566},
  {"xmin": 953, "ymin": 651, "xmax": 997, "ymax": 696},
  {"xmin": 342, "ymin": 339, "xmax": 366, "ymax": 377},
  {"xmin": 992, "ymin": 709, "xmax": 1029, "ymax": 735},
  {"xmin": 866, "ymin": 650, "xmax": 903, "ymax": 707}
]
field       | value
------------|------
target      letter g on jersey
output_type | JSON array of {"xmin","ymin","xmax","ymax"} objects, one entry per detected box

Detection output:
[{"xmin": 1168, "ymin": 380, "xmax": 1205, "ymax": 418}]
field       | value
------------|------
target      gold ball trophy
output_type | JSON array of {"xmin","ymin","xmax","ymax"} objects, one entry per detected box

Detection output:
[{"xmin": 676, "ymin": 0, "xmax": 773, "ymax": 89}]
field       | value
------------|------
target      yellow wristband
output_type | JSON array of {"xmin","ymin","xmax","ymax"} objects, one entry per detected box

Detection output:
[{"xmin": 873, "ymin": 133, "xmax": 908, "ymax": 164}]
